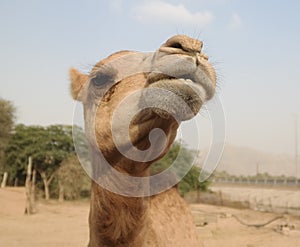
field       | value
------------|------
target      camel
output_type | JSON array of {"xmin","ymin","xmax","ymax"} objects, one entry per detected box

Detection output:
[{"xmin": 69, "ymin": 35, "xmax": 216, "ymax": 247}]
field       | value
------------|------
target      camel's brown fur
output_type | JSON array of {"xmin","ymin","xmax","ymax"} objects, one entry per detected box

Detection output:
[{"xmin": 70, "ymin": 35, "xmax": 216, "ymax": 246}]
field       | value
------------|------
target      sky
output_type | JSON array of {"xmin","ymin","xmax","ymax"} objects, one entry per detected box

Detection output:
[{"xmin": 1, "ymin": 0, "xmax": 299, "ymax": 156}]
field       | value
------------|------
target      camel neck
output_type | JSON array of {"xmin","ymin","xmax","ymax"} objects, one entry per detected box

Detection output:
[{"xmin": 88, "ymin": 152, "xmax": 150, "ymax": 247}]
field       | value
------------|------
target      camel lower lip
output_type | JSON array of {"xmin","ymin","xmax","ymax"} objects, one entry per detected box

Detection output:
[{"xmin": 143, "ymin": 78, "xmax": 206, "ymax": 121}]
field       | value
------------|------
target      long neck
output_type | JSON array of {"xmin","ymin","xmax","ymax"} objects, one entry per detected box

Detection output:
[{"xmin": 88, "ymin": 151, "xmax": 150, "ymax": 247}]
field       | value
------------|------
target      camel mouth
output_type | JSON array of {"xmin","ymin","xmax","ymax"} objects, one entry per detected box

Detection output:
[
  {"xmin": 148, "ymin": 78, "xmax": 205, "ymax": 121},
  {"xmin": 147, "ymin": 58, "xmax": 216, "ymax": 102},
  {"xmin": 143, "ymin": 69, "xmax": 214, "ymax": 121}
]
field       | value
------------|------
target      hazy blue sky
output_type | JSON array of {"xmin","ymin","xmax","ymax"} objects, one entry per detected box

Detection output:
[{"xmin": 1, "ymin": 0, "xmax": 299, "ymax": 155}]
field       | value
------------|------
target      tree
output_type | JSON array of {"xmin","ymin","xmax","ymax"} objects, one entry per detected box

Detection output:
[
  {"xmin": 5, "ymin": 124, "xmax": 76, "ymax": 200},
  {"xmin": 151, "ymin": 142, "xmax": 210, "ymax": 196},
  {"xmin": 151, "ymin": 142, "xmax": 182, "ymax": 173},
  {"xmin": 0, "ymin": 98, "xmax": 15, "ymax": 179},
  {"xmin": 178, "ymin": 166, "xmax": 210, "ymax": 199},
  {"xmin": 57, "ymin": 154, "xmax": 90, "ymax": 201}
]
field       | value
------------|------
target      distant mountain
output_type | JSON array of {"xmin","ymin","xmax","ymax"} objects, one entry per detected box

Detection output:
[{"xmin": 197, "ymin": 144, "xmax": 296, "ymax": 177}]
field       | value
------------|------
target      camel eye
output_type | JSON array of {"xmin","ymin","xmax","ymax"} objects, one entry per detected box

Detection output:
[{"xmin": 91, "ymin": 73, "xmax": 114, "ymax": 87}]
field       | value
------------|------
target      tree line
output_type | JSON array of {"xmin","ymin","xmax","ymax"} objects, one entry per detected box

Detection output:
[{"xmin": 0, "ymin": 98, "xmax": 209, "ymax": 202}]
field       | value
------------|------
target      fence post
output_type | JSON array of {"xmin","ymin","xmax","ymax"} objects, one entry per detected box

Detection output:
[
  {"xmin": 25, "ymin": 157, "xmax": 33, "ymax": 215},
  {"xmin": 1, "ymin": 172, "xmax": 8, "ymax": 188}
]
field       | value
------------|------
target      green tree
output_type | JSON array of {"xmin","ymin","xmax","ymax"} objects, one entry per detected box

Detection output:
[
  {"xmin": 152, "ymin": 142, "xmax": 210, "ymax": 196},
  {"xmin": 151, "ymin": 142, "xmax": 183, "ymax": 173},
  {"xmin": 0, "ymin": 99, "xmax": 15, "ymax": 176},
  {"xmin": 178, "ymin": 166, "xmax": 210, "ymax": 198},
  {"xmin": 5, "ymin": 124, "xmax": 76, "ymax": 200}
]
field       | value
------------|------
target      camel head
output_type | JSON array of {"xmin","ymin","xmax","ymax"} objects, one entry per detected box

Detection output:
[{"xmin": 70, "ymin": 35, "xmax": 216, "ymax": 177}]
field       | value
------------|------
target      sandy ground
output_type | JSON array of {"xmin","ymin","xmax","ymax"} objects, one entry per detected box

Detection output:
[
  {"xmin": 210, "ymin": 184, "xmax": 300, "ymax": 216},
  {"xmin": 1, "ymin": 187, "xmax": 300, "ymax": 247},
  {"xmin": 191, "ymin": 204, "xmax": 300, "ymax": 247},
  {"xmin": 0, "ymin": 187, "xmax": 89, "ymax": 247}
]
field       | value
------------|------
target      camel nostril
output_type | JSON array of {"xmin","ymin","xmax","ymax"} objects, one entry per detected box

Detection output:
[{"xmin": 168, "ymin": 42, "xmax": 184, "ymax": 50}]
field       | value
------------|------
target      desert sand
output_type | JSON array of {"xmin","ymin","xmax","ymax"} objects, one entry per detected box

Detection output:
[{"xmin": 1, "ymin": 187, "xmax": 300, "ymax": 247}]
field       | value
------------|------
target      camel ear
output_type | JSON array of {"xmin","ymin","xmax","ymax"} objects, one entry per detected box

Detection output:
[{"xmin": 69, "ymin": 67, "xmax": 89, "ymax": 101}]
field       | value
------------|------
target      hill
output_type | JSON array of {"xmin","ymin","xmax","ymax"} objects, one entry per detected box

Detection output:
[{"xmin": 198, "ymin": 144, "xmax": 296, "ymax": 177}]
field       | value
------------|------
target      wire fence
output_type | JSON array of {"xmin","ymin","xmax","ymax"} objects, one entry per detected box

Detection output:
[{"xmin": 212, "ymin": 177, "xmax": 300, "ymax": 187}]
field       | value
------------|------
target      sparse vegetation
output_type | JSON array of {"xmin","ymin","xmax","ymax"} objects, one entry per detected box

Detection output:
[{"xmin": 152, "ymin": 141, "xmax": 210, "ymax": 196}]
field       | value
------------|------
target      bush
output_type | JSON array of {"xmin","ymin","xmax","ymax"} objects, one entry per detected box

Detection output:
[
  {"xmin": 56, "ymin": 155, "xmax": 90, "ymax": 200},
  {"xmin": 151, "ymin": 142, "xmax": 210, "ymax": 196}
]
